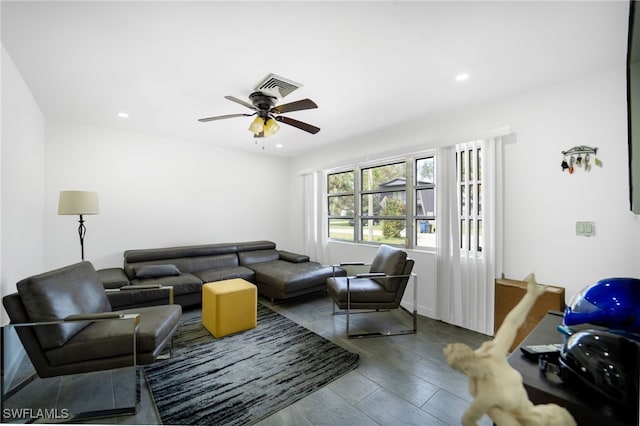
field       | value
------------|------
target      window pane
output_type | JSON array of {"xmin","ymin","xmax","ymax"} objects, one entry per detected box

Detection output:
[
  {"xmin": 416, "ymin": 157, "xmax": 434, "ymax": 184},
  {"xmin": 460, "ymin": 219, "xmax": 467, "ymax": 250},
  {"xmin": 361, "ymin": 219, "xmax": 406, "ymax": 245},
  {"xmin": 416, "ymin": 219, "xmax": 436, "ymax": 247},
  {"xmin": 460, "ymin": 185, "xmax": 466, "ymax": 215},
  {"xmin": 415, "ymin": 188, "xmax": 435, "ymax": 217},
  {"xmin": 361, "ymin": 191, "xmax": 406, "ymax": 216},
  {"xmin": 477, "ymin": 147, "xmax": 482, "ymax": 181},
  {"xmin": 328, "ymin": 218, "xmax": 354, "ymax": 241},
  {"xmin": 460, "ymin": 151, "xmax": 466, "ymax": 181},
  {"xmin": 469, "ymin": 183, "xmax": 474, "ymax": 216},
  {"xmin": 478, "ymin": 219, "xmax": 483, "ymax": 252},
  {"xmin": 361, "ymin": 163, "xmax": 405, "ymax": 191},
  {"xmin": 328, "ymin": 171, "xmax": 354, "ymax": 194},
  {"xmin": 328, "ymin": 195, "xmax": 353, "ymax": 216},
  {"xmin": 477, "ymin": 183, "xmax": 482, "ymax": 216}
]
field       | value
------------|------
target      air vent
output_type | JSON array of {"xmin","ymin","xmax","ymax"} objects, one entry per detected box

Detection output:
[{"xmin": 254, "ymin": 73, "xmax": 302, "ymax": 99}]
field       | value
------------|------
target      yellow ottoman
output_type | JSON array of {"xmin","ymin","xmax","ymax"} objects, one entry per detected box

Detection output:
[{"xmin": 202, "ymin": 279, "xmax": 257, "ymax": 338}]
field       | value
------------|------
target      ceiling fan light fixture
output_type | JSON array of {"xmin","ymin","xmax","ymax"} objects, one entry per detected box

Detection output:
[
  {"xmin": 248, "ymin": 116, "xmax": 264, "ymax": 134},
  {"xmin": 263, "ymin": 118, "xmax": 280, "ymax": 137}
]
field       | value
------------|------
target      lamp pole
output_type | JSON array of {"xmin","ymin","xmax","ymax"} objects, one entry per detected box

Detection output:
[{"xmin": 77, "ymin": 214, "xmax": 87, "ymax": 261}]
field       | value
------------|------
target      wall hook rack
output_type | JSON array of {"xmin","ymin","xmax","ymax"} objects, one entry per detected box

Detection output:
[{"xmin": 560, "ymin": 145, "xmax": 602, "ymax": 173}]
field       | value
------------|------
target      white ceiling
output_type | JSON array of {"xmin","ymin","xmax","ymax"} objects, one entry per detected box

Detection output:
[{"xmin": 1, "ymin": 1, "xmax": 630, "ymax": 157}]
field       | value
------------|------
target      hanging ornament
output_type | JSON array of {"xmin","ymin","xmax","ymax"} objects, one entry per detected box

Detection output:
[
  {"xmin": 584, "ymin": 153, "xmax": 591, "ymax": 171},
  {"xmin": 560, "ymin": 146, "xmax": 600, "ymax": 174}
]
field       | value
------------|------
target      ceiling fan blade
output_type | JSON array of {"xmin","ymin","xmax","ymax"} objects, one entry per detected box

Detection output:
[
  {"xmin": 225, "ymin": 95, "xmax": 257, "ymax": 111},
  {"xmin": 198, "ymin": 113, "xmax": 253, "ymax": 122},
  {"xmin": 275, "ymin": 116, "xmax": 320, "ymax": 134},
  {"xmin": 271, "ymin": 98, "xmax": 318, "ymax": 114}
]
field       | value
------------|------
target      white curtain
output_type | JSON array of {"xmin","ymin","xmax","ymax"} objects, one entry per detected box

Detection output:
[
  {"xmin": 302, "ymin": 170, "xmax": 327, "ymax": 264},
  {"xmin": 436, "ymin": 137, "xmax": 504, "ymax": 335}
]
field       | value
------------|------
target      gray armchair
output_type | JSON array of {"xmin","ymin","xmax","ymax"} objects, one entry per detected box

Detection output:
[
  {"xmin": 2, "ymin": 261, "xmax": 182, "ymax": 419},
  {"xmin": 326, "ymin": 245, "xmax": 417, "ymax": 338}
]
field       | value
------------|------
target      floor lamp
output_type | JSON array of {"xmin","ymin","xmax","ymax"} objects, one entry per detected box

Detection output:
[{"xmin": 58, "ymin": 191, "xmax": 100, "ymax": 261}]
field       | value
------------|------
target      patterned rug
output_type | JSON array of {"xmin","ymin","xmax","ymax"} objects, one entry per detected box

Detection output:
[{"xmin": 144, "ymin": 304, "xmax": 360, "ymax": 425}]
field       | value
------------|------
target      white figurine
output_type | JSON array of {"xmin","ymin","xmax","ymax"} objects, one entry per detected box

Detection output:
[{"xmin": 443, "ymin": 273, "xmax": 576, "ymax": 426}]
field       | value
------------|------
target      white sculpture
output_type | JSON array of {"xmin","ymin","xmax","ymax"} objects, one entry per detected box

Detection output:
[{"xmin": 443, "ymin": 273, "xmax": 576, "ymax": 426}]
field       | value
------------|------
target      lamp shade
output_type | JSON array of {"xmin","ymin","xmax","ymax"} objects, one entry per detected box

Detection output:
[
  {"xmin": 263, "ymin": 118, "xmax": 280, "ymax": 137},
  {"xmin": 248, "ymin": 116, "xmax": 264, "ymax": 135},
  {"xmin": 58, "ymin": 191, "xmax": 99, "ymax": 215}
]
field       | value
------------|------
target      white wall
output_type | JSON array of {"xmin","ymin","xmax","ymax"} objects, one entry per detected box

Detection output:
[
  {"xmin": 1, "ymin": 46, "xmax": 46, "ymax": 383},
  {"xmin": 1, "ymin": 46, "xmax": 46, "ymax": 323},
  {"xmin": 43, "ymin": 121, "xmax": 293, "ymax": 270},
  {"xmin": 290, "ymin": 67, "xmax": 640, "ymax": 321}
]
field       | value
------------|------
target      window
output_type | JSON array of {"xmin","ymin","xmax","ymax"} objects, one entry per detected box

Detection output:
[
  {"xmin": 327, "ymin": 153, "xmax": 436, "ymax": 248},
  {"xmin": 360, "ymin": 162, "xmax": 406, "ymax": 245},
  {"xmin": 415, "ymin": 156, "xmax": 436, "ymax": 248},
  {"xmin": 457, "ymin": 142, "xmax": 483, "ymax": 252},
  {"xmin": 327, "ymin": 171, "xmax": 355, "ymax": 241}
]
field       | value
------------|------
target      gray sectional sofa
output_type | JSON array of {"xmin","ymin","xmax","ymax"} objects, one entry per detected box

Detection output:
[{"xmin": 98, "ymin": 240, "xmax": 343, "ymax": 307}]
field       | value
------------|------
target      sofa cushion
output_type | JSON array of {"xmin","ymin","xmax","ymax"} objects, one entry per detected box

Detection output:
[
  {"xmin": 326, "ymin": 276, "xmax": 397, "ymax": 304},
  {"xmin": 44, "ymin": 304, "xmax": 182, "ymax": 366},
  {"xmin": 195, "ymin": 266, "xmax": 255, "ymax": 284},
  {"xmin": 96, "ymin": 267, "xmax": 130, "ymax": 289},
  {"xmin": 135, "ymin": 264, "xmax": 181, "ymax": 278},
  {"xmin": 238, "ymin": 249, "xmax": 280, "ymax": 266},
  {"xmin": 249, "ymin": 260, "xmax": 335, "ymax": 294},
  {"xmin": 369, "ymin": 245, "xmax": 408, "ymax": 291},
  {"xmin": 278, "ymin": 251, "xmax": 310, "ymax": 263},
  {"xmin": 130, "ymin": 272, "xmax": 203, "ymax": 296},
  {"xmin": 16, "ymin": 261, "xmax": 112, "ymax": 350},
  {"xmin": 125, "ymin": 253, "xmax": 239, "ymax": 278}
]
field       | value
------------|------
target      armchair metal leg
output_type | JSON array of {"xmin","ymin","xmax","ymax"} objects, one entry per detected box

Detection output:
[
  {"xmin": 157, "ymin": 335, "xmax": 174, "ymax": 361},
  {"xmin": 344, "ymin": 273, "xmax": 419, "ymax": 339}
]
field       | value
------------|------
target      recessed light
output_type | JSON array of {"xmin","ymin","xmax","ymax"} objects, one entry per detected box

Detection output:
[
  {"xmin": 455, "ymin": 73, "xmax": 469, "ymax": 82},
  {"xmin": 117, "ymin": 112, "xmax": 129, "ymax": 118},
  {"xmin": 276, "ymin": 144, "xmax": 283, "ymax": 148}
]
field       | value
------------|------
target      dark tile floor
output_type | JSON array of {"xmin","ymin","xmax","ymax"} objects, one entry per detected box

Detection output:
[{"xmin": 3, "ymin": 293, "xmax": 492, "ymax": 425}]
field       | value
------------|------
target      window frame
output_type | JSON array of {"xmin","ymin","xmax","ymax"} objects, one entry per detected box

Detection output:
[
  {"xmin": 457, "ymin": 142, "xmax": 483, "ymax": 253},
  {"xmin": 327, "ymin": 170, "xmax": 356, "ymax": 242},
  {"xmin": 326, "ymin": 152, "xmax": 436, "ymax": 249}
]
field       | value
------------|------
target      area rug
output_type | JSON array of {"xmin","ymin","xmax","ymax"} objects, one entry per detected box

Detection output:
[{"xmin": 144, "ymin": 304, "xmax": 360, "ymax": 425}]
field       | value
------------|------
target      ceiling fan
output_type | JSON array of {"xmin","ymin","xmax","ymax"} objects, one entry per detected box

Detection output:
[{"xmin": 198, "ymin": 91, "xmax": 320, "ymax": 137}]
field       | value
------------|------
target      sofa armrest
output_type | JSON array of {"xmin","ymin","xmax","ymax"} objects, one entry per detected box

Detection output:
[
  {"xmin": 278, "ymin": 251, "xmax": 310, "ymax": 263},
  {"xmin": 106, "ymin": 286, "xmax": 174, "ymax": 309},
  {"xmin": 97, "ymin": 267, "xmax": 130, "ymax": 289},
  {"xmin": 10, "ymin": 313, "xmax": 139, "ymax": 327},
  {"xmin": 334, "ymin": 263, "xmax": 370, "ymax": 277},
  {"xmin": 65, "ymin": 312, "xmax": 125, "ymax": 321},
  {"xmin": 355, "ymin": 272, "xmax": 386, "ymax": 278}
]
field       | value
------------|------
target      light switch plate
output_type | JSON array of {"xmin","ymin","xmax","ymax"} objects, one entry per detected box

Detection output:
[{"xmin": 576, "ymin": 221, "xmax": 595, "ymax": 237}]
